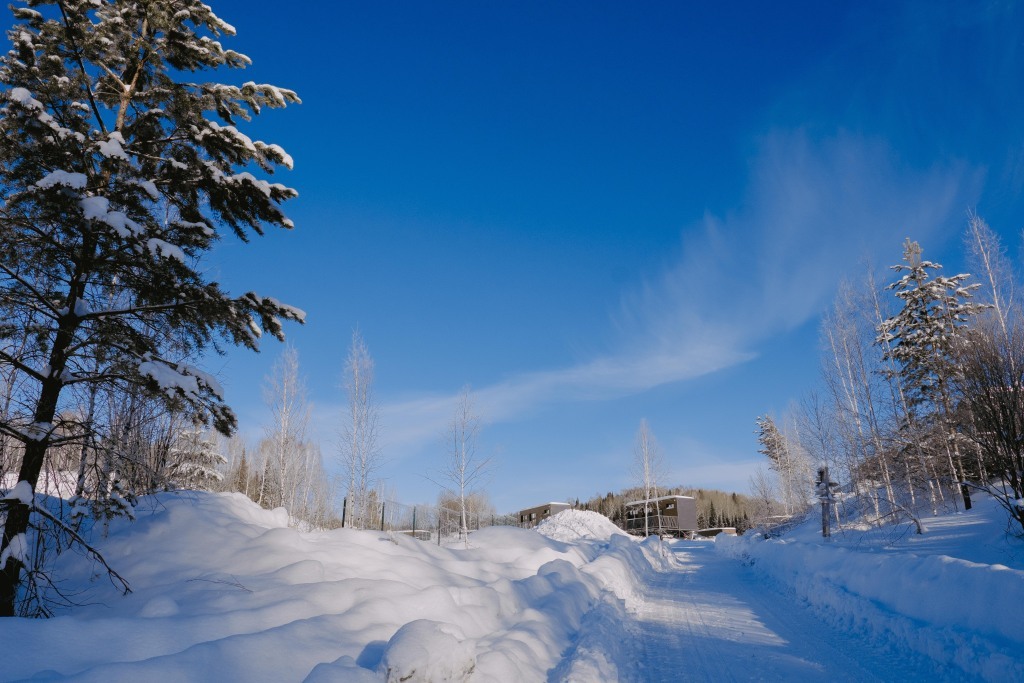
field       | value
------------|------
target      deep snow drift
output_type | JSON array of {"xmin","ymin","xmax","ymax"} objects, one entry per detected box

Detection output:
[{"xmin": 0, "ymin": 495, "xmax": 658, "ymax": 681}]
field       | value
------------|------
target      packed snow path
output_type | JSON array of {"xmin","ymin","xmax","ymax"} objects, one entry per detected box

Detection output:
[{"xmin": 626, "ymin": 540, "xmax": 935, "ymax": 682}]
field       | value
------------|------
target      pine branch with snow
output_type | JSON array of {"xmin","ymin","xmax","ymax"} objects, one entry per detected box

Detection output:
[{"xmin": 0, "ymin": 0, "xmax": 302, "ymax": 617}]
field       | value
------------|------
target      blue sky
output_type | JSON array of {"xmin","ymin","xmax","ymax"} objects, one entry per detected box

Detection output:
[{"xmin": 198, "ymin": 1, "xmax": 1024, "ymax": 511}]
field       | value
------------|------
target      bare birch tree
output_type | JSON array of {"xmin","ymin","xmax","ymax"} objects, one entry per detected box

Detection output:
[
  {"xmin": 259, "ymin": 346, "xmax": 311, "ymax": 512},
  {"xmin": 749, "ymin": 465, "xmax": 778, "ymax": 526},
  {"xmin": 632, "ymin": 418, "xmax": 667, "ymax": 536},
  {"xmin": 434, "ymin": 387, "xmax": 492, "ymax": 542},
  {"xmin": 952, "ymin": 318, "xmax": 1024, "ymax": 532},
  {"xmin": 955, "ymin": 213, "xmax": 1015, "ymax": 483},
  {"xmin": 338, "ymin": 330, "xmax": 382, "ymax": 529},
  {"xmin": 965, "ymin": 212, "xmax": 1015, "ymax": 345},
  {"xmin": 821, "ymin": 280, "xmax": 898, "ymax": 520}
]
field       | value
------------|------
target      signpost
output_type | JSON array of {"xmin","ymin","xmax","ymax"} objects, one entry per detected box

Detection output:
[{"xmin": 816, "ymin": 466, "xmax": 839, "ymax": 538}]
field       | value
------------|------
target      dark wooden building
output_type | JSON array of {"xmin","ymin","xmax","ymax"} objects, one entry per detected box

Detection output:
[
  {"xmin": 624, "ymin": 495, "xmax": 698, "ymax": 537},
  {"xmin": 518, "ymin": 502, "xmax": 571, "ymax": 528}
]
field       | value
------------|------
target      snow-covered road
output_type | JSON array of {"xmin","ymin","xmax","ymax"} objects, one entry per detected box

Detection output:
[{"xmin": 625, "ymin": 541, "xmax": 936, "ymax": 682}]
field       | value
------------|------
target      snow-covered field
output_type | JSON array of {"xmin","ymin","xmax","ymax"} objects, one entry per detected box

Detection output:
[{"xmin": 0, "ymin": 492, "xmax": 1021, "ymax": 681}]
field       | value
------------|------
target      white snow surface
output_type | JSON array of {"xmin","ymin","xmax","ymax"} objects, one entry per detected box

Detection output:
[
  {"xmin": 138, "ymin": 360, "xmax": 201, "ymax": 397},
  {"xmin": 146, "ymin": 237, "xmax": 185, "ymax": 262},
  {"xmin": 136, "ymin": 178, "xmax": 160, "ymax": 199},
  {"xmin": 535, "ymin": 508, "xmax": 629, "ymax": 543},
  {"xmin": 0, "ymin": 495, "xmax": 654, "ymax": 682},
  {"xmin": 0, "ymin": 494, "xmax": 1020, "ymax": 681},
  {"xmin": 78, "ymin": 196, "xmax": 143, "ymax": 238},
  {"xmin": 8, "ymin": 86, "xmax": 42, "ymax": 109},
  {"xmin": 2, "ymin": 480, "xmax": 33, "ymax": 504},
  {"xmin": 0, "ymin": 533, "xmax": 28, "ymax": 566},
  {"xmin": 717, "ymin": 493, "xmax": 1024, "ymax": 682},
  {"xmin": 79, "ymin": 196, "xmax": 110, "ymax": 220},
  {"xmin": 36, "ymin": 170, "xmax": 87, "ymax": 190},
  {"xmin": 96, "ymin": 132, "xmax": 129, "ymax": 161}
]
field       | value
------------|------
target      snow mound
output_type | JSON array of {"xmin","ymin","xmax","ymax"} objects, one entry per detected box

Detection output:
[
  {"xmin": 379, "ymin": 620, "xmax": 476, "ymax": 682},
  {"xmin": 0, "ymin": 491, "xmax": 655, "ymax": 681},
  {"xmin": 535, "ymin": 509, "xmax": 629, "ymax": 543}
]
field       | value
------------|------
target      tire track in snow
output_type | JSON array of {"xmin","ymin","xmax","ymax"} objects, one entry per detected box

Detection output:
[{"xmin": 627, "ymin": 540, "xmax": 934, "ymax": 682}]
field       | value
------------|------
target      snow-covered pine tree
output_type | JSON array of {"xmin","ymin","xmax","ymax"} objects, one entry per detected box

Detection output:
[
  {"xmin": 876, "ymin": 239, "xmax": 983, "ymax": 510},
  {"xmin": 755, "ymin": 415, "xmax": 785, "ymax": 466},
  {"xmin": 169, "ymin": 425, "xmax": 226, "ymax": 491},
  {"xmin": 0, "ymin": 0, "xmax": 302, "ymax": 616}
]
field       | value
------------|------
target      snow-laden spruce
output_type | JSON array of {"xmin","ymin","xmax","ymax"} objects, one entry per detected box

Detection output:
[
  {"xmin": 876, "ymin": 238, "xmax": 984, "ymax": 514},
  {"xmin": 0, "ymin": 0, "xmax": 301, "ymax": 617}
]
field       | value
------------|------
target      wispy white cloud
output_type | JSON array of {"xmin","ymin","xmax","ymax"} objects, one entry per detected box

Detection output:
[
  {"xmin": 378, "ymin": 342, "xmax": 750, "ymax": 456},
  {"xmin": 367, "ymin": 130, "xmax": 981, "ymax": 462},
  {"xmin": 617, "ymin": 130, "xmax": 979, "ymax": 351}
]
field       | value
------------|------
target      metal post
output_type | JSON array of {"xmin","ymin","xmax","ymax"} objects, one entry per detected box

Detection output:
[
  {"xmin": 821, "ymin": 492, "xmax": 830, "ymax": 537},
  {"xmin": 341, "ymin": 497, "xmax": 346, "ymax": 529},
  {"xmin": 818, "ymin": 466, "xmax": 832, "ymax": 538},
  {"xmin": 412, "ymin": 506, "xmax": 417, "ymax": 538},
  {"xmin": 380, "ymin": 502, "xmax": 386, "ymax": 531}
]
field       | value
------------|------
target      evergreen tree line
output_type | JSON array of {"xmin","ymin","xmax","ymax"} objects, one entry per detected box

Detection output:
[{"xmin": 753, "ymin": 216, "xmax": 1024, "ymax": 534}]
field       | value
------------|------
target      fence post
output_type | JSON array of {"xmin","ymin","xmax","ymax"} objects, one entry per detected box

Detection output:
[
  {"xmin": 412, "ymin": 506, "xmax": 417, "ymax": 538},
  {"xmin": 341, "ymin": 497, "xmax": 346, "ymax": 529},
  {"xmin": 380, "ymin": 502, "xmax": 386, "ymax": 531},
  {"xmin": 437, "ymin": 516, "xmax": 441, "ymax": 546}
]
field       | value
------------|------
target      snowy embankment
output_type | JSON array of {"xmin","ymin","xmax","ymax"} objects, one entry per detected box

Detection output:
[
  {"xmin": 716, "ymin": 495, "xmax": 1024, "ymax": 682},
  {"xmin": 0, "ymin": 495, "xmax": 659, "ymax": 682}
]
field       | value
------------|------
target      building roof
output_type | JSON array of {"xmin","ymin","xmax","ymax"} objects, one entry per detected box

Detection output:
[
  {"xmin": 517, "ymin": 502, "xmax": 571, "ymax": 513},
  {"xmin": 624, "ymin": 494, "xmax": 695, "ymax": 507}
]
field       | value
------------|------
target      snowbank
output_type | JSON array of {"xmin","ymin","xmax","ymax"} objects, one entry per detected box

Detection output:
[
  {"xmin": 535, "ymin": 508, "xmax": 629, "ymax": 543},
  {"xmin": 718, "ymin": 497, "xmax": 1024, "ymax": 682},
  {"xmin": 0, "ymin": 492, "xmax": 659, "ymax": 682}
]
